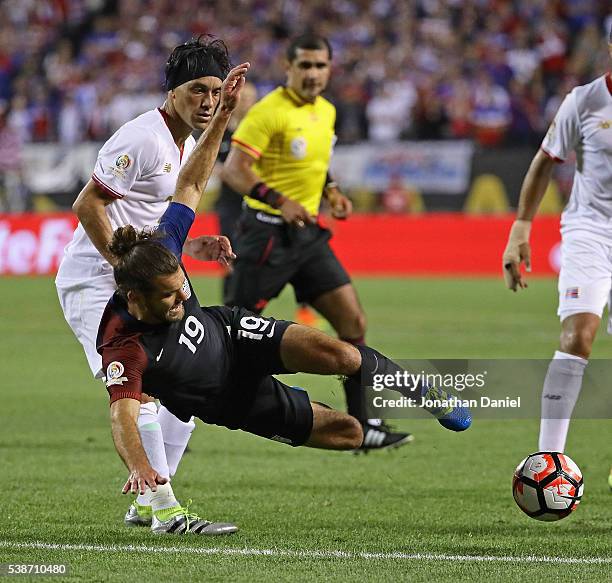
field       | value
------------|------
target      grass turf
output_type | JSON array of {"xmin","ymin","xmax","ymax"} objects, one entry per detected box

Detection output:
[{"xmin": 1, "ymin": 276, "xmax": 612, "ymax": 581}]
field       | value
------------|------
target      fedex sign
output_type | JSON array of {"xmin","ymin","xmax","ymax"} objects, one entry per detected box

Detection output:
[
  {"xmin": 0, "ymin": 212, "xmax": 561, "ymax": 276},
  {"xmin": 0, "ymin": 216, "xmax": 76, "ymax": 274}
]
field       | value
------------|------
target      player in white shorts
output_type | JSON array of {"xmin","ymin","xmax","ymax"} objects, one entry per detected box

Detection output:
[
  {"xmin": 56, "ymin": 37, "xmax": 237, "ymax": 534},
  {"xmin": 502, "ymin": 32, "xmax": 612, "ymax": 486}
]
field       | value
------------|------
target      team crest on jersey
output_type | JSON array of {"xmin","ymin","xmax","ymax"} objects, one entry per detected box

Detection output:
[
  {"xmin": 105, "ymin": 361, "xmax": 128, "ymax": 387},
  {"xmin": 115, "ymin": 154, "xmax": 132, "ymax": 170},
  {"xmin": 290, "ymin": 136, "xmax": 307, "ymax": 159},
  {"xmin": 598, "ymin": 120, "xmax": 612, "ymax": 130},
  {"xmin": 163, "ymin": 162, "xmax": 172, "ymax": 173},
  {"xmin": 565, "ymin": 287, "xmax": 580, "ymax": 299},
  {"xmin": 181, "ymin": 278, "xmax": 192, "ymax": 299}
]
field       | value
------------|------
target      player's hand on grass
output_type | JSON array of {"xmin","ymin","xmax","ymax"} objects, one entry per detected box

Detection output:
[
  {"xmin": 219, "ymin": 62, "xmax": 251, "ymax": 115},
  {"xmin": 184, "ymin": 235, "xmax": 236, "ymax": 268},
  {"xmin": 279, "ymin": 198, "xmax": 315, "ymax": 228},
  {"xmin": 502, "ymin": 219, "xmax": 532, "ymax": 292},
  {"xmin": 122, "ymin": 465, "xmax": 168, "ymax": 496},
  {"xmin": 326, "ymin": 187, "xmax": 352, "ymax": 220}
]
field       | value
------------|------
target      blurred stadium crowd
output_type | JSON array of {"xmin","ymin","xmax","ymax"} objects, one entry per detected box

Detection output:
[{"xmin": 0, "ymin": 0, "xmax": 610, "ymax": 151}]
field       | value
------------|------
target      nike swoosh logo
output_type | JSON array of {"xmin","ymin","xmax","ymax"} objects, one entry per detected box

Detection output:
[{"xmin": 156, "ymin": 348, "xmax": 164, "ymax": 362}]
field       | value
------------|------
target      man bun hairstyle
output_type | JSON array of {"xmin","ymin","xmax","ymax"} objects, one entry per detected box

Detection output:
[
  {"xmin": 286, "ymin": 33, "xmax": 332, "ymax": 62},
  {"xmin": 109, "ymin": 226, "xmax": 180, "ymax": 298},
  {"xmin": 165, "ymin": 35, "xmax": 231, "ymax": 91}
]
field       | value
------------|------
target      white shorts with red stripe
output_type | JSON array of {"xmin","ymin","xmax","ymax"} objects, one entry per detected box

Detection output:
[
  {"xmin": 56, "ymin": 257, "xmax": 115, "ymax": 378},
  {"xmin": 557, "ymin": 230, "xmax": 612, "ymax": 332}
]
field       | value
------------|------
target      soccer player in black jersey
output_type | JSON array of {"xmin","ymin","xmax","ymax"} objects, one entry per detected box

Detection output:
[{"xmin": 99, "ymin": 61, "xmax": 471, "ymax": 534}]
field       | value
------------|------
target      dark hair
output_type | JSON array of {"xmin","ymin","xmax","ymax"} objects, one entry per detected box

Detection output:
[
  {"xmin": 165, "ymin": 35, "xmax": 231, "ymax": 90},
  {"xmin": 109, "ymin": 226, "xmax": 180, "ymax": 298},
  {"xmin": 286, "ymin": 34, "xmax": 332, "ymax": 62}
]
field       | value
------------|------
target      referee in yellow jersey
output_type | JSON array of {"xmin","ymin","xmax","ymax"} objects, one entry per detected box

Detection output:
[{"xmin": 221, "ymin": 34, "xmax": 411, "ymax": 452}]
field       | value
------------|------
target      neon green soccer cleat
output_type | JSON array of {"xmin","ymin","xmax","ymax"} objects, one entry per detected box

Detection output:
[
  {"xmin": 124, "ymin": 501, "xmax": 153, "ymax": 527},
  {"xmin": 151, "ymin": 503, "xmax": 238, "ymax": 535}
]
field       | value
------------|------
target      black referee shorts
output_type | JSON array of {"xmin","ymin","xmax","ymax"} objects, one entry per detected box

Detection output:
[{"xmin": 224, "ymin": 208, "xmax": 351, "ymax": 312}]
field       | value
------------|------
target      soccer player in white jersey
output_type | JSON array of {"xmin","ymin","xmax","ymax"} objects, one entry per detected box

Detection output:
[
  {"xmin": 56, "ymin": 37, "xmax": 237, "ymax": 533},
  {"xmin": 502, "ymin": 31, "xmax": 612, "ymax": 485}
]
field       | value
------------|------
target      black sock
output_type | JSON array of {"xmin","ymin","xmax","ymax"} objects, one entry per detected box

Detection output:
[
  {"xmin": 343, "ymin": 376, "xmax": 367, "ymax": 421},
  {"xmin": 353, "ymin": 344, "xmax": 403, "ymax": 380},
  {"xmin": 341, "ymin": 337, "xmax": 368, "ymax": 422},
  {"xmin": 350, "ymin": 344, "xmax": 423, "ymax": 402}
]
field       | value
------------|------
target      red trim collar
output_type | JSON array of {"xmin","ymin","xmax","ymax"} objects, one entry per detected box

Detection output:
[
  {"xmin": 158, "ymin": 107, "xmax": 170, "ymax": 124},
  {"xmin": 605, "ymin": 73, "xmax": 612, "ymax": 98}
]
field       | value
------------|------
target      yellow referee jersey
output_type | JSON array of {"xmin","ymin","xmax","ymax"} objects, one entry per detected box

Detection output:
[{"xmin": 231, "ymin": 86, "xmax": 336, "ymax": 216}]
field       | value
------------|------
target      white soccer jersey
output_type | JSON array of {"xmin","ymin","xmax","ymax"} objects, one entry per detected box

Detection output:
[
  {"xmin": 57, "ymin": 108, "xmax": 196, "ymax": 275},
  {"xmin": 541, "ymin": 73, "xmax": 612, "ymax": 240},
  {"xmin": 56, "ymin": 108, "xmax": 196, "ymax": 376}
]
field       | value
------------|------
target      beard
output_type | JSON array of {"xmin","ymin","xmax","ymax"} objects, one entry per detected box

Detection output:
[{"xmin": 165, "ymin": 303, "xmax": 185, "ymax": 322}]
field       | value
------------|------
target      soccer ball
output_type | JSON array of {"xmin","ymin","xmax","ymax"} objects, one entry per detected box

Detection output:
[{"xmin": 512, "ymin": 452, "xmax": 583, "ymax": 521}]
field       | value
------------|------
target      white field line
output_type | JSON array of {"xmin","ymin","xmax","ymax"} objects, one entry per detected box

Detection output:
[{"xmin": 1, "ymin": 541, "xmax": 612, "ymax": 565}]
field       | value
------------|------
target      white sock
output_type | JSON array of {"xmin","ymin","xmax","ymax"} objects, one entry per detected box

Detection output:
[
  {"xmin": 158, "ymin": 406, "xmax": 196, "ymax": 477},
  {"xmin": 149, "ymin": 482, "xmax": 179, "ymax": 513},
  {"xmin": 136, "ymin": 490, "xmax": 151, "ymax": 507},
  {"xmin": 136, "ymin": 402, "xmax": 170, "ymax": 506},
  {"xmin": 538, "ymin": 350, "xmax": 587, "ymax": 452}
]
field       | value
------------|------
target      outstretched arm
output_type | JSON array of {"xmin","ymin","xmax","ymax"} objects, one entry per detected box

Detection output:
[
  {"xmin": 110, "ymin": 398, "xmax": 168, "ymax": 495},
  {"xmin": 156, "ymin": 63, "xmax": 249, "ymax": 258},
  {"xmin": 502, "ymin": 150, "xmax": 556, "ymax": 291},
  {"xmin": 516, "ymin": 149, "xmax": 556, "ymax": 222},
  {"xmin": 174, "ymin": 62, "xmax": 250, "ymax": 212}
]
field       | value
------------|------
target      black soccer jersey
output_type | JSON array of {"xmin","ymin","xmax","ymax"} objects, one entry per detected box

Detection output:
[
  {"xmin": 96, "ymin": 202, "xmax": 292, "ymax": 428},
  {"xmin": 97, "ymin": 276, "xmax": 236, "ymax": 420}
]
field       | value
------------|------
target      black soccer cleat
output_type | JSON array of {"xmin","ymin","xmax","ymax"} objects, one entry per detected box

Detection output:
[{"xmin": 354, "ymin": 422, "xmax": 414, "ymax": 453}]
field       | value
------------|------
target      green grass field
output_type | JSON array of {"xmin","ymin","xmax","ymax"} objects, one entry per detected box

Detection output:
[{"xmin": 2, "ymin": 276, "xmax": 612, "ymax": 581}]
